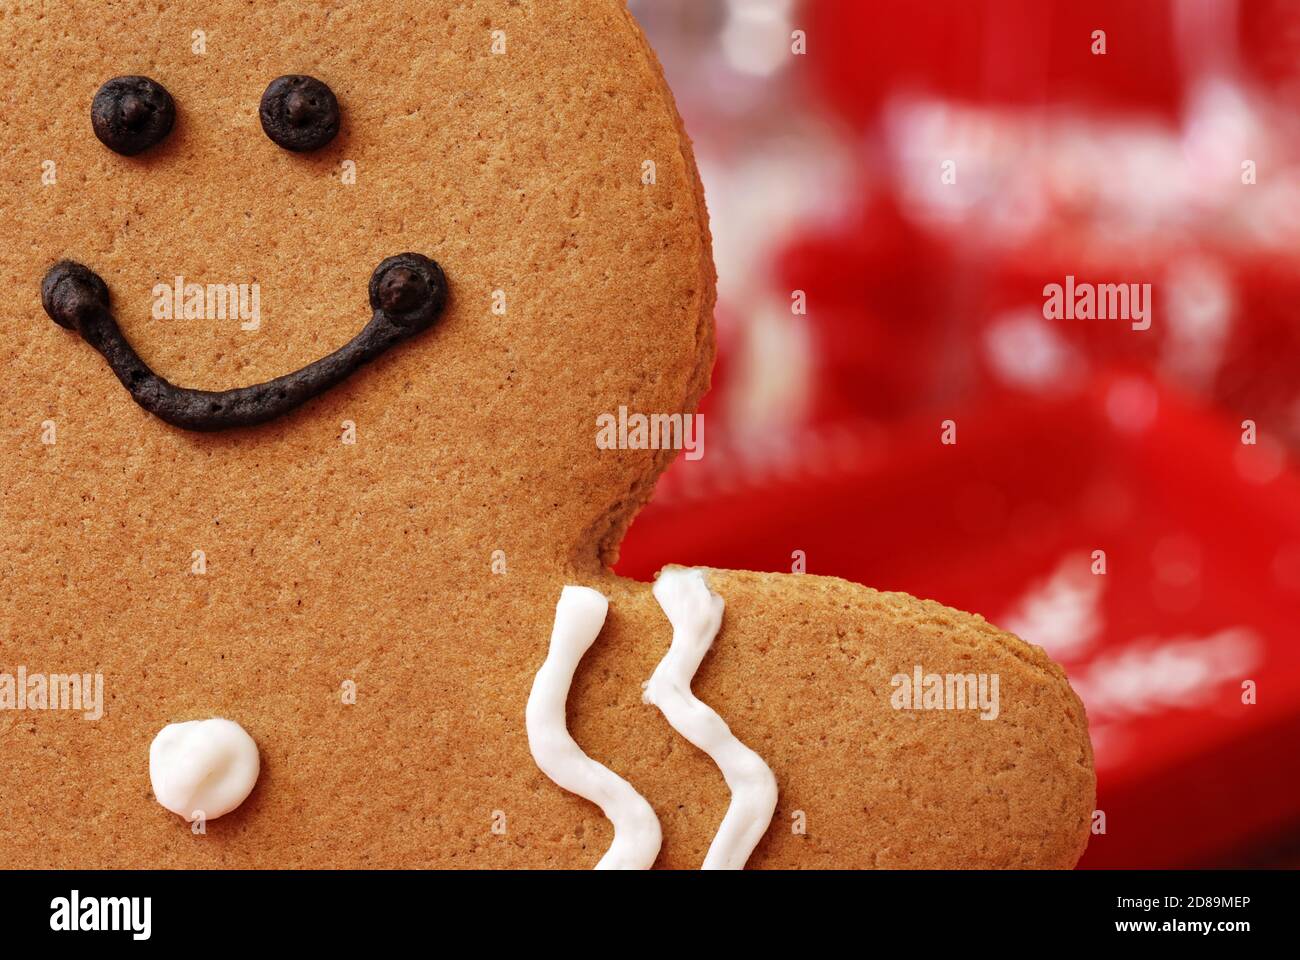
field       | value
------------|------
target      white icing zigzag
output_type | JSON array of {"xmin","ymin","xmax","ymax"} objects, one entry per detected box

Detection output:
[
  {"xmin": 525, "ymin": 586, "xmax": 663, "ymax": 869},
  {"xmin": 644, "ymin": 567, "xmax": 779, "ymax": 869},
  {"xmin": 527, "ymin": 571, "xmax": 778, "ymax": 870}
]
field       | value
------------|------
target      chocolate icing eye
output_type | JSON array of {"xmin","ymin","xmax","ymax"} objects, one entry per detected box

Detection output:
[
  {"xmin": 90, "ymin": 76, "xmax": 176, "ymax": 156},
  {"xmin": 259, "ymin": 75, "xmax": 340, "ymax": 152}
]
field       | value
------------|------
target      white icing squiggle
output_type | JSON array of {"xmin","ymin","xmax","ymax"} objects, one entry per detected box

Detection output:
[
  {"xmin": 526, "ymin": 585, "xmax": 662, "ymax": 869},
  {"xmin": 644, "ymin": 567, "xmax": 778, "ymax": 869}
]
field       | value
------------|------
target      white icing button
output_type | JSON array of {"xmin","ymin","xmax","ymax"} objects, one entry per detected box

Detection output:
[{"xmin": 149, "ymin": 718, "xmax": 260, "ymax": 822}]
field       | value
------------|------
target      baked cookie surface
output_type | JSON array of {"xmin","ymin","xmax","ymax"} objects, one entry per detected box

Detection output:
[{"xmin": 0, "ymin": 0, "xmax": 1092, "ymax": 868}]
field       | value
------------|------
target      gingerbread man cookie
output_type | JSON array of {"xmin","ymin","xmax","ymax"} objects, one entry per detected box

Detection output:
[{"xmin": 0, "ymin": 0, "xmax": 1093, "ymax": 868}]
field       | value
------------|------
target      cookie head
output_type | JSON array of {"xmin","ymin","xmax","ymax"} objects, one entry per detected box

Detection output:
[{"xmin": 5, "ymin": 0, "xmax": 714, "ymax": 567}]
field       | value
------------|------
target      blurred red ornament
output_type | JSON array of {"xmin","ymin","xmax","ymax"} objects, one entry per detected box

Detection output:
[
  {"xmin": 803, "ymin": 0, "xmax": 1186, "ymax": 126},
  {"xmin": 776, "ymin": 196, "xmax": 960, "ymax": 422},
  {"xmin": 1239, "ymin": 0, "xmax": 1300, "ymax": 94}
]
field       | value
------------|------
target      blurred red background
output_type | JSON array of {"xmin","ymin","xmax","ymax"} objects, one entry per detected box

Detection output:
[{"xmin": 622, "ymin": 0, "xmax": 1300, "ymax": 868}]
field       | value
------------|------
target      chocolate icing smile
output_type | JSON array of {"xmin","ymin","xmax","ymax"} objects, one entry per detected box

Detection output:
[{"xmin": 40, "ymin": 254, "xmax": 448, "ymax": 431}]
